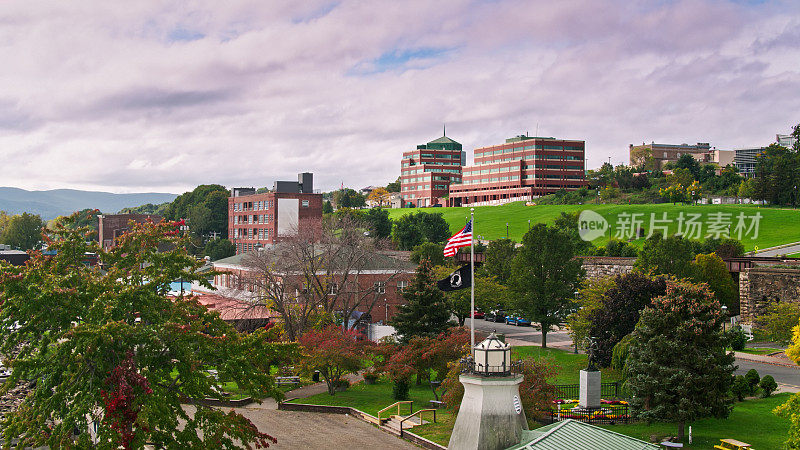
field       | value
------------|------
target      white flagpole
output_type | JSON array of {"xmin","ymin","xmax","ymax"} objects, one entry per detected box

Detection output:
[{"xmin": 470, "ymin": 207, "xmax": 475, "ymax": 350}]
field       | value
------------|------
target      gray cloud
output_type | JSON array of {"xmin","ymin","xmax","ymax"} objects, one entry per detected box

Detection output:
[{"xmin": 0, "ymin": 0, "xmax": 797, "ymax": 193}]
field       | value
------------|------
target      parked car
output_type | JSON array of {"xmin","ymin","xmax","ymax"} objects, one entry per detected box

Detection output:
[
  {"xmin": 471, "ymin": 310, "xmax": 485, "ymax": 320},
  {"xmin": 485, "ymin": 309, "xmax": 506, "ymax": 323},
  {"xmin": 506, "ymin": 315, "xmax": 531, "ymax": 326}
]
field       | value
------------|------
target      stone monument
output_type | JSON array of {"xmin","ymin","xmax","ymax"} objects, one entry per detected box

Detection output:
[
  {"xmin": 578, "ymin": 338, "xmax": 601, "ymax": 410},
  {"xmin": 448, "ymin": 333, "xmax": 527, "ymax": 450}
]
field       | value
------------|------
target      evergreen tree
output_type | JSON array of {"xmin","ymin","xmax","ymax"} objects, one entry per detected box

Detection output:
[
  {"xmin": 390, "ymin": 259, "xmax": 452, "ymax": 343},
  {"xmin": 626, "ymin": 279, "xmax": 734, "ymax": 442}
]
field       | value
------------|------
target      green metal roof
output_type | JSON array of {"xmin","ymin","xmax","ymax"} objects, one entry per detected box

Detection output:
[
  {"xmin": 507, "ymin": 420, "xmax": 658, "ymax": 450},
  {"xmin": 428, "ymin": 136, "xmax": 461, "ymax": 145}
]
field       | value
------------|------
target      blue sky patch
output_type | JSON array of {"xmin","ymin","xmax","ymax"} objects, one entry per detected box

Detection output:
[
  {"xmin": 350, "ymin": 47, "xmax": 453, "ymax": 75},
  {"xmin": 167, "ymin": 28, "xmax": 205, "ymax": 42}
]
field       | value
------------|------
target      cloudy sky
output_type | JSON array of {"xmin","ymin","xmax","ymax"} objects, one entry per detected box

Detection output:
[{"xmin": 1, "ymin": 0, "xmax": 798, "ymax": 194}]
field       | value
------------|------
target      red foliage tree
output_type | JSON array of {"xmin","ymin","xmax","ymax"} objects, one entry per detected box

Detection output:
[{"xmin": 297, "ymin": 326, "xmax": 374, "ymax": 395}]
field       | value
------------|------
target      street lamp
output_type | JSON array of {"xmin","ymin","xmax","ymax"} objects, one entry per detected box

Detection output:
[
  {"xmin": 528, "ymin": 219, "xmax": 531, "ymax": 230},
  {"xmin": 506, "ymin": 222, "xmax": 509, "ymax": 239},
  {"xmin": 721, "ymin": 305, "xmax": 729, "ymax": 332}
]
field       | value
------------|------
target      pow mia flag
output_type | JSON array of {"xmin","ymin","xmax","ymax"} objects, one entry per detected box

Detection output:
[{"xmin": 437, "ymin": 264, "xmax": 472, "ymax": 292}]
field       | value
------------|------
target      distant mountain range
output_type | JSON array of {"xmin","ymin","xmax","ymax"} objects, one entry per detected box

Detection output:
[{"xmin": 0, "ymin": 187, "xmax": 178, "ymax": 220}]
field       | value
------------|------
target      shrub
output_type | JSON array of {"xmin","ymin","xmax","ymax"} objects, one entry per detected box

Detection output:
[
  {"xmin": 728, "ymin": 327, "xmax": 747, "ymax": 351},
  {"xmin": 363, "ymin": 371, "xmax": 379, "ymax": 384},
  {"xmin": 745, "ymin": 369, "xmax": 760, "ymax": 395},
  {"xmin": 393, "ymin": 379, "xmax": 410, "ymax": 400},
  {"xmin": 731, "ymin": 375, "xmax": 749, "ymax": 401},
  {"xmin": 759, "ymin": 375, "xmax": 777, "ymax": 398}
]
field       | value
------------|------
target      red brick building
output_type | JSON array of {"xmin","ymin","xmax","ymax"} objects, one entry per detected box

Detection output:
[
  {"xmin": 98, "ymin": 214, "xmax": 163, "ymax": 250},
  {"xmin": 400, "ymin": 133, "xmax": 465, "ymax": 207},
  {"xmin": 448, "ymin": 135, "xmax": 587, "ymax": 206},
  {"xmin": 228, "ymin": 173, "xmax": 322, "ymax": 254},
  {"xmin": 211, "ymin": 251, "xmax": 416, "ymax": 325}
]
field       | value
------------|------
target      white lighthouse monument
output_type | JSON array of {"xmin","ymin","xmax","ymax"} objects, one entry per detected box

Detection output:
[{"xmin": 448, "ymin": 333, "xmax": 527, "ymax": 450}]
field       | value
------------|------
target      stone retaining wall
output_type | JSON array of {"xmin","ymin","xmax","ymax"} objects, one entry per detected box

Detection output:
[
  {"xmin": 740, "ymin": 267, "xmax": 800, "ymax": 321},
  {"xmin": 580, "ymin": 257, "xmax": 636, "ymax": 281}
]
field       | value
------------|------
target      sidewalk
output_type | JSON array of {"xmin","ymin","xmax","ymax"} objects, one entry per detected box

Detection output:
[
  {"xmin": 734, "ymin": 351, "xmax": 799, "ymax": 368},
  {"xmin": 283, "ymin": 372, "xmax": 364, "ymax": 400}
]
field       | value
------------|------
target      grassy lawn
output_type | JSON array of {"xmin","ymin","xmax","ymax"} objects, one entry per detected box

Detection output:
[
  {"xmin": 600, "ymin": 393, "xmax": 792, "ymax": 449},
  {"xmin": 736, "ymin": 347, "xmax": 783, "ymax": 356},
  {"xmin": 287, "ymin": 376, "xmax": 446, "ymax": 418},
  {"xmin": 285, "ymin": 353, "xmax": 789, "ymax": 448},
  {"xmin": 387, "ymin": 203, "xmax": 800, "ymax": 250}
]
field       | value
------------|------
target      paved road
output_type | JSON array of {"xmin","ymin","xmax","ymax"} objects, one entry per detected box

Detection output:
[
  {"xmin": 470, "ymin": 318, "xmax": 573, "ymax": 349},
  {"xmin": 470, "ymin": 318, "xmax": 800, "ymax": 390},
  {"xmin": 755, "ymin": 241, "xmax": 800, "ymax": 256}
]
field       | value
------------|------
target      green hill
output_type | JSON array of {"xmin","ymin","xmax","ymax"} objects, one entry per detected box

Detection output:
[{"xmin": 387, "ymin": 203, "xmax": 800, "ymax": 251}]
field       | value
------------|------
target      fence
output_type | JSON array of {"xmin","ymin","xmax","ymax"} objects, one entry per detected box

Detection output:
[
  {"xmin": 550, "ymin": 404, "xmax": 631, "ymax": 425},
  {"xmin": 553, "ymin": 381, "xmax": 621, "ymax": 399}
]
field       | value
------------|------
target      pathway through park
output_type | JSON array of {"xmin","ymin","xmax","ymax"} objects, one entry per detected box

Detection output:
[{"xmin": 218, "ymin": 373, "xmax": 417, "ymax": 450}]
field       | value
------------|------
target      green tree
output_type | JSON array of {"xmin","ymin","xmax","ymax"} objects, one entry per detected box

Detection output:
[
  {"xmin": 203, "ymin": 238, "xmax": 236, "ymax": 261},
  {"xmin": 553, "ymin": 212, "xmax": 594, "ymax": 255},
  {"xmin": 386, "ymin": 177, "xmax": 401, "ymax": 193},
  {"xmin": 0, "ymin": 215, "xmax": 289, "ymax": 448},
  {"xmin": 433, "ymin": 266, "xmax": 509, "ymax": 326},
  {"xmin": 738, "ymin": 177, "xmax": 757, "ymax": 199},
  {"xmin": 417, "ymin": 212, "xmax": 450, "ymax": 243},
  {"xmin": 675, "ymin": 153, "xmax": 701, "ymax": 179},
  {"xmin": 481, "ymin": 238, "xmax": 517, "ymax": 283},
  {"xmin": 391, "ymin": 213, "xmax": 424, "ymax": 250},
  {"xmin": 692, "ymin": 253, "xmax": 738, "ymax": 313},
  {"xmin": 509, "ymin": 224, "xmax": 585, "ymax": 348},
  {"xmin": 322, "ymin": 200, "xmax": 334, "ymax": 214},
  {"xmin": 333, "ymin": 188, "xmax": 366, "ymax": 209},
  {"xmin": 753, "ymin": 143, "xmax": 800, "ymax": 205},
  {"xmin": 635, "ymin": 233, "xmax": 697, "ymax": 279},
  {"xmin": 390, "ymin": 259, "xmax": 453, "ymax": 343},
  {"xmin": 390, "ymin": 212, "xmax": 449, "ymax": 250},
  {"xmin": 363, "ymin": 207, "xmax": 392, "ymax": 239},
  {"xmin": 756, "ymin": 302, "xmax": 800, "ymax": 345},
  {"xmin": 568, "ymin": 276, "xmax": 617, "ymax": 352},
  {"xmin": 165, "ymin": 184, "xmax": 229, "ymax": 239},
  {"xmin": 1, "ymin": 212, "xmax": 45, "ymax": 250},
  {"xmin": 626, "ymin": 280, "xmax": 734, "ymax": 442},
  {"xmin": 410, "ymin": 242, "xmax": 446, "ymax": 266}
]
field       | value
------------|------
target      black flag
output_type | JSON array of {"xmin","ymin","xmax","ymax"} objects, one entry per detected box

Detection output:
[{"xmin": 437, "ymin": 264, "xmax": 472, "ymax": 292}]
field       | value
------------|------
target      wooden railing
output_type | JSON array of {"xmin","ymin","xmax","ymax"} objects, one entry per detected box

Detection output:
[
  {"xmin": 399, "ymin": 408, "xmax": 437, "ymax": 437},
  {"xmin": 377, "ymin": 401, "xmax": 413, "ymax": 423}
]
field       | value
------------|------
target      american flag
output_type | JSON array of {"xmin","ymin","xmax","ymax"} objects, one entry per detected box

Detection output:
[{"xmin": 443, "ymin": 220, "xmax": 472, "ymax": 257}]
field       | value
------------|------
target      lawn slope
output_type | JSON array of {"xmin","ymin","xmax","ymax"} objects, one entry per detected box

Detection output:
[{"xmin": 387, "ymin": 203, "xmax": 800, "ymax": 250}]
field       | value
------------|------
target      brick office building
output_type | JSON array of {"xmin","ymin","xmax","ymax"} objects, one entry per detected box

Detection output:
[
  {"xmin": 400, "ymin": 133, "xmax": 465, "ymax": 207},
  {"xmin": 229, "ymin": 173, "xmax": 322, "ymax": 255},
  {"xmin": 98, "ymin": 214, "xmax": 163, "ymax": 250},
  {"xmin": 448, "ymin": 135, "xmax": 587, "ymax": 207}
]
